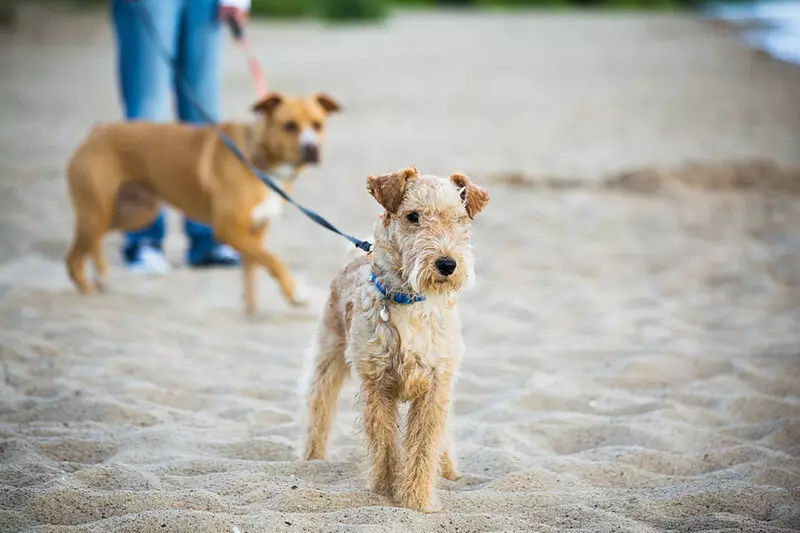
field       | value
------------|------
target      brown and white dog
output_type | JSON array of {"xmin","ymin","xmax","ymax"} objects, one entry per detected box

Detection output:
[{"xmin": 65, "ymin": 92, "xmax": 341, "ymax": 314}]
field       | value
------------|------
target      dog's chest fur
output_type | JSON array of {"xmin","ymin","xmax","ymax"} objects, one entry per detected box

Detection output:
[
  {"xmin": 249, "ymin": 164, "xmax": 296, "ymax": 226},
  {"xmin": 391, "ymin": 301, "xmax": 454, "ymax": 361},
  {"xmin": 251, "ymin": 193, "xmax": 284, "ymax": 225},
  {"xmin": 358, "ymin": 293, "xmax": 460, "ymax": 401}
]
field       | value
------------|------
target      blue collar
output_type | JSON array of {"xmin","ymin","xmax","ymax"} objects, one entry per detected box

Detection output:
[{"xmin": 370, "ymin": 272, "xmax": 426, "ymax": 305}]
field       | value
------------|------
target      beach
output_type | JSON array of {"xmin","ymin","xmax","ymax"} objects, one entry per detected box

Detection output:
[{"xmin": 1, "ymin": 4, "xmax": 800, "ymax": 532}]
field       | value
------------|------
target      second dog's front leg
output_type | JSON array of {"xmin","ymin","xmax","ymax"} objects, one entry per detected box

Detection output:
[
  {"xmin": 398, "ymin": 384, "xmax": 448, "ymax": 513},
  {"xmin": 215, "ymin": 220, "xmax": 304, "ymax": 308},
  {"xmin": 242, "ymin": 224, "xmax": 269, "ymax": 315},
  {"xmin": 242, "ymin": 257, "xmax": 258, "ymax": 315},
  {"xmin": 360, "ymin": 379, "xmax": 399, "ymax": 499}
]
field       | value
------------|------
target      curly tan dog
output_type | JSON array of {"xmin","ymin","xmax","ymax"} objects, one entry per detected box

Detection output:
[
  {"xmin": 301, "ymin": 167, "xmax": 489, "ymax": 512},
  {"xmin": 65, "ymin": 92, "xmax": 340, "ymax": 314}
]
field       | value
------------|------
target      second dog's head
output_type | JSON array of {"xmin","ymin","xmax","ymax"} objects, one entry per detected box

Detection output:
[
  {"xmin": 251, "ymin": 92, "xmax": 341, "ymax": 168},
  {"xmin": 367, "ymin": 167, "xmax": 489, "ymax": 296}
]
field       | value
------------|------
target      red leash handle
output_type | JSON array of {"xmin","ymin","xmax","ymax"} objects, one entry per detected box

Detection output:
[{"xmin": 226, "ymin": 17, "xmax": 268, "ymax": 99}]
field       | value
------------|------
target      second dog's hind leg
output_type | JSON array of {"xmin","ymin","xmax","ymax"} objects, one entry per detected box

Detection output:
[
  {"xmin": 66, "ymin": 220, "xmax": 103, "ymax": 295},
  {"xmin": 90, "ymin": 236, "xmax": 108, "ymax": 292},
  {"xmin": 66, "ymin": 235, "xmax": 92, "ymax": 294}
]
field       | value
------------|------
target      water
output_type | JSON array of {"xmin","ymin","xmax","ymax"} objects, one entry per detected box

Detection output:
[{"xmin": 705, "ymin": 0, "xmax": 800, "ymax": 65}]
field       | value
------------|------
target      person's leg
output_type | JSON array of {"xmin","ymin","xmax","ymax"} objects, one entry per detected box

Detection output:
[
  {"xmin": 112, "ymin": 0, "xmax": 181, "ymax": 273},
  {"xmin": 177, "ymin": 0, "xmax": 239, "ymax": 267}
]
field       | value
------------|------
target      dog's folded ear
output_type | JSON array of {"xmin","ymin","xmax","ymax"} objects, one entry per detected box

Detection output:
[
  {"xmin": 252, "ymin": 93, "xmax": 284, "ymax": 115},
  {"xmin": 366, "ymin": 167, "xmax": 418, "ymax": 213},
  {"xmin": 450, "ymin": 173, "xmax": 489, "ymax": 219},
  {"xmin": 315, "ymin": 93, "xmax": 342, "ymax": 114}
]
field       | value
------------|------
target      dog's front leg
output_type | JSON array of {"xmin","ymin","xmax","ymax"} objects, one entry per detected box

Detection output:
[
  {"xmin": 398, "ymin": 380, "xmax": 449, "ymax": 513},
  {"xmin": 242, "ymin": 257, "xmax": 258, "ymax": 315},
  {"xmin": 215, "ymin": 219, "xmax": 305, "ymax": 308},
  {"xmin": 241, "ymin": 226, "xmax": 264, "ymax": 315},
  {"xmin": 360, "ymin": 378, "xmax": 399, "ymax": 499}
]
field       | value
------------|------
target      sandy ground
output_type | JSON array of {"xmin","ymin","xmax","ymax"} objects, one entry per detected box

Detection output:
[{"xmin": 2, "ymin": 4, "xmax": 800, "ymax": 532}]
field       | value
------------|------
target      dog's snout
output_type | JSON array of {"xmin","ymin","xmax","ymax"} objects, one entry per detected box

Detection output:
[
  {"xmin": 435, "ymin": 257, "xmax": 457, "ymax": 277},
  {"xmin": 301, "ymin": 144, "xmax": 320, "ymax": 164}
]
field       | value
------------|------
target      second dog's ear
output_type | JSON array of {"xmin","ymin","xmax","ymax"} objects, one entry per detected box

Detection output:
[
  {"xmin": 450, "ymin": 172, "xmax": 489, "ymax": 219},
  {"xmin": 315, "ymin": 93, "xmax": 342, "ymax": 114},
  {"xmin": 366, "ymin": 167, "xmax": 418, "ymax": 213},
  {"xmin": 252, "ymin": 93, "xmax": 284, "ymax": 115}
]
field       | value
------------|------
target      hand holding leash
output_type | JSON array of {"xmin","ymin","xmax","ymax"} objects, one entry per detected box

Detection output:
[
  {"xmin": 223, "ymin": 10, "xmax": 268, "ymax": 98},
  {"xmin": 226, "ymin": 15, "xmax": 245, "ymax": 40},
  {"xmin": 219, "ymin": 4, "xmax": 248, "ymax": 26}
]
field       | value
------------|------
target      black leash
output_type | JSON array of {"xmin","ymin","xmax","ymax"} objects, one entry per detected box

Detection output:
[{"xmin": 130, "ymin": 3, "xmax": 373, "ymax": 253}]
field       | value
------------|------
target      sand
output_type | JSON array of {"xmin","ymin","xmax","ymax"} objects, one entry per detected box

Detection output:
[{"xmin": 1, "ymin": 4, "xmax": 800, "ymax": 532}]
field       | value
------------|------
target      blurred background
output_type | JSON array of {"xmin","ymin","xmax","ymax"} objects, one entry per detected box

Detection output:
[{"xmin": 0, "ymin": 0, "xmax": 798, "ymax": 53}]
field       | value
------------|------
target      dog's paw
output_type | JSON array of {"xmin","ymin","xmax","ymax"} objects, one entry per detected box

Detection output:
[
  {"xmin": 371, "ymin": 480, "xmax": 395, "ymax": 500},
  {"xmin": 289, "ymin": 279, "xmax": 312, "ymax": 307},
  {"xmin": 403, "ymin": 496, "xmax": 440, "ymax": 514},
  {"xmin": 440, "ymin": 451, "xmax": 459, "ymax": 480},
  {"xmin": 397, "ymin": 488, "xmax": 440, "ymax": 513},
  {"xmin": 419, "ymin": 502, "xmax": 441, "ymax": 514},
  {"xmin": 303, "ymin": 447, "xmax": 325, "ymax": 461},
  {"xmin": 440, "ymin": 469, "xmax": 460, "ymax": 481},
  {"xmin": 290, "ymin": 295, "xmax": 310, "ymax": 308}
]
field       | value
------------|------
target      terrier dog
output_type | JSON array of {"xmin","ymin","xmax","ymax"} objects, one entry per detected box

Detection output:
[
  {"xmin": 65, "ymin": 92, "xmax": 340, "ymax": 314},
  {"xmin": 301, "ymin": 167, "xmax": 489, "ymax": 512}
]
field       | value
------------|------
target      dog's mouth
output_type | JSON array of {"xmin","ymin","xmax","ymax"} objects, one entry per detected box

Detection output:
[{"xmin": 431, "ymin": 276, "xmax": 463, "ymax": 293}]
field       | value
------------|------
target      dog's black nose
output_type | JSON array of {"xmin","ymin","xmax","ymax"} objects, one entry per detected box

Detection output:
[
  {"xmin": 435, "ymin": 257, "xmax": 457, "ymax": 277},
  {"xmin": 301, "ymin": 144, "xmax": 320, "ymax": 164}
]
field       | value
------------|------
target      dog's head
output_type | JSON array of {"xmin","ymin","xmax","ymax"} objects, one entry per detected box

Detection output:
[
  {"xmin": 367, "ymin": 167, "xmax": 489, "ymax": 296},
  {"xmin": 251, "ymin": 92, "xmax": 341, "ymax": 168}
]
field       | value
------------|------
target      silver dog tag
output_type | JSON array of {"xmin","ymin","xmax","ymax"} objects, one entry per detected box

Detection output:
[{"xmin": 379, "ymin": 302, "xmax": 389, "ymax": 322}]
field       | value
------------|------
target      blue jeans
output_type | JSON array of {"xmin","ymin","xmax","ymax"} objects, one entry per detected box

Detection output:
[{"xmin": 112, "ymin": 0, "xmax": 222, "ymax": 265}]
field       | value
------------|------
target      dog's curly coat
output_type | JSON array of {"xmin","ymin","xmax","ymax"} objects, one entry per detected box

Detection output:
[{"xmin": 301, "ymin": 167, "xmax": 489, "ymax": 512}]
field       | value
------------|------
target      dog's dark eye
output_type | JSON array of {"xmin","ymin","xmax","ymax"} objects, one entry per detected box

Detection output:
[
  {"xmin": 312, "ymin": 121, "xmax": 322, "ymax": 131},
  {"xmin": 406, "ymin": 212, "xmax": 420, "ymax": 224},
  {"xmin": 283, "ymin": 121, "xmax": 299, "ymax": 133}
]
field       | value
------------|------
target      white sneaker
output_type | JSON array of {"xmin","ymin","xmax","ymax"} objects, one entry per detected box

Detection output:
[
  {"xmin": 125, "ymin": 245, "xmax": 171, "ymax": 276},
  {"xmin": 215, "ymin": 244, "xmax": 240, "ymax": 262}
]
